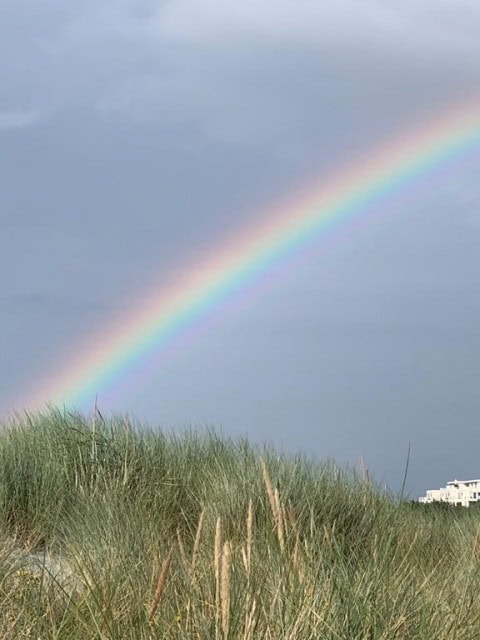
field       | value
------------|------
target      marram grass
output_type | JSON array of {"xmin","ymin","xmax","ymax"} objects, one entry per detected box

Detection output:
[{"xmin": 0, "ymin": 409, "xmax": 478, "ymax": 638}]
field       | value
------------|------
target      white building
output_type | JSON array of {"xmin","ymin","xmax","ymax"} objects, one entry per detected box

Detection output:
[{"xmin": 419, "ymin": 479, "xmax": 480, "ymax": 507}]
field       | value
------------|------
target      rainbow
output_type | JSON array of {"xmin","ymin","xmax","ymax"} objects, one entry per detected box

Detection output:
[{"xmin": 24, "ymin": 100, "xmax": 480, "ymax": 411}]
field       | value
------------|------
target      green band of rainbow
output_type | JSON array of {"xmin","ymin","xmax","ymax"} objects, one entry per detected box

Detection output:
[{"xmin": 24, "ymin": 101, "xmax": 480, "ymax": 411}]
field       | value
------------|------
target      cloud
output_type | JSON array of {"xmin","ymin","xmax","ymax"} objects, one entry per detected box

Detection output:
[
  {"xmin": 0, "ymin": 109, "xmax": 41, "ymax": 130},
  {"xmin": 151, "ymin": 0, "xmax": 480, "ymax": 57},
  {"xmin": 64, "ymin": 1, "xmax": 480, "ymax": 140},
  {"xmin": 1, "ymin": 0, "xmax": 480, "ymax": 144},
  {"xmin": 40, "ymin": 0, "xmax": 480, "ymax": 58}
]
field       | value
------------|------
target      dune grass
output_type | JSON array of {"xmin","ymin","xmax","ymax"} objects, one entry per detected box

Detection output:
[{"xmin": 0, "ymin": 409, "xmax": 478, "ymax": 638}]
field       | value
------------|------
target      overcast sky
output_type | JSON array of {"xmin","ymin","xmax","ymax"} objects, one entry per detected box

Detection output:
[{"xmin": 1, "ymin": 1, "xmax": 480, "ymax": 496}]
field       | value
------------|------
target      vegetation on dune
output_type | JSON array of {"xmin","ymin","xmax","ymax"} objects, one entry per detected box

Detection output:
[{"xmin": 0, "ymin": 409, "xmax": 478, "ymax": 638}]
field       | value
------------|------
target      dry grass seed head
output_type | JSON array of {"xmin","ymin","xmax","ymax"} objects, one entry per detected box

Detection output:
[
  {"xmin": 221, "ymin": 540, "xmax": 231, "ymax": 637},
  {"xmin": 176, "ymin": 528, "xmax": 190, "ymax": 575},
  {"xmin": 246, "ymin": 499, "xmax": 253, "ymax": 575},
  {"xmin": 214, "ymin": 517, "xmax": 222, "ymax": 624},
  {"xmin": 191, "ymin": 509, "xmax": 204, "ymax": 577},
  {"xmin": 274, "ymin": 487, "xmax": 285, "ymax": 551},
  {"xmin": 260, "ymin": 458, "xmax": 278, "ymax": 523},
  {"xmin": 149, "ymin": 547, "xmax": 173, "ymax": 623}
]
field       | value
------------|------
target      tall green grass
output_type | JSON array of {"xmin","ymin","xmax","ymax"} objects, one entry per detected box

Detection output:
[{"xmin": 0, "ymin": 408, "xmax": 478, "ymax": 638}]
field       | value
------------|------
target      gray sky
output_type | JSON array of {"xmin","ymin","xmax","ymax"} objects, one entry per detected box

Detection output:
[{"xmin": 1, "ymin": 0, "xmax": 480, "ymax": 496}]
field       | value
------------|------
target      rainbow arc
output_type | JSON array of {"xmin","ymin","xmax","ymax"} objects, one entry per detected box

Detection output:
[{"xmin": 23, "ymin": 101, "xmax": 480, "ymax": 410}]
